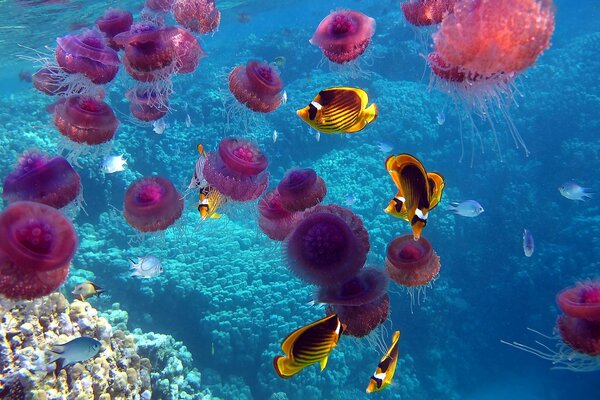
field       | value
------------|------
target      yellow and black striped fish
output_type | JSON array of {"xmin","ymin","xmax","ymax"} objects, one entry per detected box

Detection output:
[
  {"xmin": 296, "ymin": 87, "xmax": 378, "ymax": 134},
  {"xmin": 198, "ymin": 185, "xmax": 226, "ymax": 220},
  {"xmin": 273, "ymin": 314, "xmax": 346, "ymax": 379},
  {"xmin": 384, "ymin": 154, "xmax": 445, "ymax": 240},
  {"xmin": 366, "ymin": 330, "xmax": 401, "ymax": 393}
]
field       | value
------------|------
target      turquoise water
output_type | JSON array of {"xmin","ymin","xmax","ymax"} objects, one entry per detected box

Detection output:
[{"xmin": 0, "ymin": 0, "xmax": 599, "ymax": 399}]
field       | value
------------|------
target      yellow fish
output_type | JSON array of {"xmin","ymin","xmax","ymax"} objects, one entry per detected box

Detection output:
[
  {"xmin": 274, "ymin": 314, "xmax": 345, "ymax": 379},
  {"xmin": 296, "ymin": 87, "xmax": 378, "ymax": 134},
  {"xmin": 198, "ymin": 186, "xmax": 226, "ymax": 220},
  {"xmin": 366, "ymin": 330, "xmax": 401, "ymax": 393},
  {"xmin": 384, "ymin": 154, "xmax": 445, "ymax": 240},
  {"xmin": 72, "ymin": 282, "xmax": 105, "ymax": 301}
]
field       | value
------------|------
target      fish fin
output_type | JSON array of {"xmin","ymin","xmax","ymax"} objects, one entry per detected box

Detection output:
[
  {"xmin": 78, "ymin": 295, "xmax": 85, "ymax": 301},
  {"xmin": 320, "ymin": 355, "xmax": 329, "ymax": 371},
  {"xmin": 90, "ymin": 282, "xmax": 104, "ymax": 292},
  {"xmin": 427, "ymin": 172, "xmax": 445, "ymax": 210},
  {"xmin": 53, "ymin": 357, "xmax": 65, "ymax": 377},
  {"xmin": 273, "ymin": 356, "xmax": 294, "ymax": 379},
  {"xmin": 362, "ymin": 103, "xmax": 378, "ymax": 124},
  {"xmin": 210, "ymin": 213, "xmax": 221, "ymax": 219}
]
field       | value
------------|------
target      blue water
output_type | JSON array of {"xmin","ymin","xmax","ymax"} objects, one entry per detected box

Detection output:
[{"xmin": 0, "ymin": 0, "xmax": 599, "ymax": 399}]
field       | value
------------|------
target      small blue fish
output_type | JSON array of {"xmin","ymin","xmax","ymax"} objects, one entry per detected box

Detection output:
[
  {"xmin": 447, "ymin": 200, "xmax": 484, "ymax": 217},
  {"xmin": 436, "ymin": 110, "xmax": 446, "ymax": 125},
  {"xmin": 48, "ymin": 336, "xmax": 101, "ymax": 375},
  {"xmin": 377, "ymin": 142, "xmax": 393, "ymax": 154},
  {"xmin": 344, "ymin": 194, "xmax": 357, "ymax": 207},
  {"xmin": 558, "ymin": 181, "xmax": 594, "ymax": 201},
  {"xmin": 129, "ymin": 255, "xmax": 163, "ymax": 278},
  {"xmin": 523, "ymin": 229, "xmax": 534, "ymax": 257}
]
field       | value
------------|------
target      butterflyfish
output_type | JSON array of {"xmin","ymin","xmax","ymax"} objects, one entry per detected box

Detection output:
[
  {"xmin": 189, "ymin": 144, "xmax": 207, "ymax": 190},
  {"xmin": 198, "ymin": 186, "xmax": 226, "ymax": 220},
  {"xmin": 273, "ymin": 314, "xmax": 346, "ymax": 379},
  {"xmin": 296, "ymin": 87, "xmax": 378, "ymax": 134},
  {"xmin": 72, "ymin": 282, "xmax": 105, "ymax": 301},
  {"xmin": 366, "ymin": 330, "xmax": 401, "ymax": 393},
  {"xmin": 384, "ymin": 154, "xmax": 445, "ymax": 240}
]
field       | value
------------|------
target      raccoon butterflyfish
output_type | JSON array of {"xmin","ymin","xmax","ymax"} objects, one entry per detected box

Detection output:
[
  {"xmin": 198, "ymin": 186, "xmax": 226, "ymax": 220},
  {"xmin": 273, "ymin": 314, "xmax": 346, "ymax": 379},
  {"xmin": 366, "ymin": 330, "xmax": 401, "ymax": 393},
  {"xmin": 296, "ymin": 87, "xmax": 378, "ymax": 134},
  {"xmin": 384, "ymin": 154, "xmax": 445, "ymax": 240}
]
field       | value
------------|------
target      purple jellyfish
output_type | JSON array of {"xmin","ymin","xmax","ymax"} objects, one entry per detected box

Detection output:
[
  {"xmin": 277, "ymin": 168, "xmax": 327, "ymax": 212},
  {"xmin": 2, "ymin": 150, "xmax": 81, "ymax": 209},
  {"xmin": 203, "ymin": 138, "xmax": 269, "ymax": 202},
  {"xmin": 284, "ymin": 204, "xmax": 370, "ymax": 286},
  {"xmin": 258, "ymin": 189, "xmax": 301, "ymax": 241},
  {"xmin": 95, "ymin": 9, "xmax": 134, "ymax": 50}
]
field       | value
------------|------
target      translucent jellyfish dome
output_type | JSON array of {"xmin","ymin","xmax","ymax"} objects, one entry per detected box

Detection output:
[
  {"xmin": 277, "ymin": 168, "xmax": 327, "ymax": 212},
  {"xmin": 385, "ymin": 234, "xmax": 440, "ymax": 287}
]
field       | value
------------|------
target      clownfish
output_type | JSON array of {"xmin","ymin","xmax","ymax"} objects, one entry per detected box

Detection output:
[
  {"xmin": 273, "ymin": 314, "xmax": 346, "ymax": 379},
  {"xmin": 384, "ymin": 154, "xmax": 445, "ymax": 240},
  {"xmin": 198, "ymin": 186, "xmax": 226, "ymax": 220},
  {"xmin": 366, "ymin": 330, "xmax": 401, "ymax": 393},
  {"xmin": 296, "ymin": 87, "xmax": 378, "ymax": 134}
]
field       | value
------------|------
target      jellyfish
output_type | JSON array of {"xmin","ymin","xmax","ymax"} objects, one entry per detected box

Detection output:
[
  {"xmin": 32, "ymin": 67, "xmax": 69, "ymax": 96},
  {"xmin": 285, "ymin": 204, "xmax": 370, "ymax": 286},
  {"xmin": 310, "ymin": 9, "xmax": 375, "ymax": 64},
  {"xmin": 170, "ymin": 26, "xmax": 205, "ymax": 74},
  {"xmin": 0, "ymin": 201, "xmax": 77, "ymax": 300},
  {"xmin": 54, "ymin": 95, "xmax": 119, "ymax": 145},
  {"xmin": 277, "ymin": 168, "xmax": 327, "ymax": 212},
  {"xmin": 502, "ymin": 282, "xmax": 600, "ymax": 371},
  {"xmin": 3, "ymin": 150, "xmax": 81, "ymax": 210},
  {"xmin": 145, "ymin": 0, "xmax": 174, "ymax": 12},
  {"xmin": 427, "ymin": 0, "xmax": 555, "ymax": 159},
  {"xmin": 258, "ymin": 190, "xmax": 301, "ymax": 241},
  {"xmin": 123, "ymin": 176, "xmax": 184, "ymax": 233},
  {"xmin": 95, "ymin": 9, "xmax": 134, "ymax": 50},
  {"xmin": 318, "ymin": 267, "xmax": 390, "ymax": 337},
  {"xmin": 400, "ymin": 0, "xmax": 456, "ymax": 26},
  {"xmin": 228, "ymin": 60, "xmax": 283, "ymax": 113},
  {"xmin": 385, "ymin": 234, "xmax": 440, "ymax": 303},
  {"xmin": 55, "ymin": 29, "xmax": 121, "ymax": 85},
  {"xmin": 126, "ymin": 86, "xmax": 169, "ymax": 122},
  {"xmin": 202, "ymin": 137, "xmax": 269, "ymax": 202},
  {"xmin": 172, "ymin": 0, "xmax": 221, "ymax": 34}
]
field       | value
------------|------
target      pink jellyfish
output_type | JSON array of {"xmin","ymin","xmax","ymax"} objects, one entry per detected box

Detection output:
[
  {"xmin": 170, "ymin": 26, "xmax": 205, "ymax": 74},
  {"xmin": 172, "ymin": 0, "xmax": 221, "ymax": 34},
  {"xmin": 285, "ymin": 204, "xmax": 370, "ymax": 286},
  {"xmin": 401, "ymin": 0, "xmax": 456, "ymax": 26},
  {"xmin": 276, "ymin": 168, "xmax": 327, "ymax": 212},
  {"xmin": 32, "ymin": 67, "xmax": 69, "ymax": 96},
  {"xmin": 54, "ymin": 95, "xmax": 119, "ymax": 145},
  {"xmin": 319, "ymin": 267, "xmax": 390, "ymax": 337},
  {"xmin": 0, "ymin": 201, "xmax": 78, "ymax": 299},
  {"xmin": 310, "ymin": 9, "xmax": 375, "ymax": 64},
  {"xmin": 55, "ymin": 29, "xmax": 121, "ymax": 85},
  {"xmin": 123, "ymin": 176, "xmax": 184, "ymax": 233},
  {"xmin": 3, "ymin": 150, "xmax": 80, "ymax": 210},
  {"xmin": 385, "ymin": 234, "xmax": 440, "ymax": 288},
  {"xmin": 257, "ymin": 190, "xmax": 301, "ymax": 241},
  {"xmin": 145, "ymin": 0, "xmax": 174, "ymax": 12},
  {"xmin": 202, "ymin": 137, "xmax": 269, "ymax": 202},
  {"xmin": 126, "ymin": 87, "xmax": 169, "ymax": 122},
  {"xmin": 228, "ymin": 60, "xmax": 283, "ymax": 113},
  {"xmin": 95, "ymin": 9, "xmax": 134, "ymax": 50}
]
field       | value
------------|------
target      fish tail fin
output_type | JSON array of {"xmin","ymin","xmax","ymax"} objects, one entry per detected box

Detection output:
[
  {"xmin": 273, "ymin": 356, "xmax": 292, "ymax": 379},
  {"xmin": 363, "ymin": 103, "xmax": 378, "ymax": 124},
  {"xmin": 582, "ymin": 189, "xmax": 594, "ymax": 200},
  {"xmin": 96, "ymin": 289, "xmax": 106, "ymax": 297}
]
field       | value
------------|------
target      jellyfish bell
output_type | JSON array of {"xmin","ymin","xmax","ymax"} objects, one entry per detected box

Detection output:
[
  {"xmin": 123, "ymin": 176, "xmax": 184, "ymax": 233},
  {"xmin": 32, "ymin": 67, "xmax": 69, "ymax": 96},
  {"xmin": 126, "ymin": 86, "xmax": 169, "ymax": 122},
  {"xmin": 401, "ymin": 0, "xmax": 456, "ymax": 27},
  {"xmin": 277, "ymin": 168, "xmax": 327, "ymax": 212},
  {"xmin": 172, "ymin": 0, "xmax": 221, "ymax": 34},
  {"xmin": 326, "ymin": 293, "xmax": 390, "ymax": 338},
  {"xmin": 284, "ymin": 204, "xmax": 370, "ymax": 286},
  {"xmin": 557, "ymin": 282, "xmax": 600, "ymax": 322},
  {"xmin": 3, "ymin": 150, "xmax": 81, "ymax": 211},
  {"xmin": 55, "ymin": 29, "xmax": 121, "ymax": 85},
  {"xmin": 95, "ymin": 9, "xmax": 134, "ymax": 50},
  {"xmin": 202, "ymin": 137, "xmax": 269, "ymax": 202},
  {"xmin": 170, "ymin": 26, "xmax": 205, "ymax": 74},
  {"xmin": 310, "ymin": 9, "xmax": 376, "ymax": 65},
  {"xmin": 54, "ymin": 95, "xmax": 119, "ymax": 146},
  {"xmin": 228, "ymin": 60, "xmax": 283, "ymax": 113},
  {"xmin": 257, "ymin": 190, "xmax": 301, "ymax": 241},
  {"xmin": 557, "ymin": 315, "xmax": 600, "ymax": 357},
  {"xmin": 145, "ymin": 0, "xmax": 174, "ymax": 12},
  {"xmin": 0, "ymin": 201, "xmax": 77, "ymax": 300}
]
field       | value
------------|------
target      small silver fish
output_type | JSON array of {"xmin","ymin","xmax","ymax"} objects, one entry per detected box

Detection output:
[
  {"xmin": 102, "ymin": 154, "xmax": 127, "ymax": 174},
  {"xmin": 343, "ymin": 194, "xmax": 357, "ymax": 207},
  {"xmin": 447, "ymin": 200, "xmax": 484, "ymax": 217},
  {"xmin": 558, "ymin": 181, "xmax": 594, "ymax": 201},
  {"xmin": 129, "ymin": 256, "xmax": 163, "ymax": 278},
  {"xmin": 436, "ymin": 110, "xmax": 446, "ymax": 125},
  {"xmin": 273, "ymin": 129, "xmax": 278, "ymax": 143},
  {"xmin": 314, "ymin": 129, "xmax": 321, "ymax": 142},
  {"xmin": 377, "ymin": 142, "xmax": 393, "ymax": 154},
  {"xmin": 48, "ymin": 336, "xmax": 101, "ymax": 375},
  {"xmin": 153, "ymin": 118, "xmax": 166, "ymax": 135},
  {"xmin": 185, "ymin": 114, "xmax": 192, "ymax": 128},
  {"xmin": 281, "ymin": 90, "xmax": 288, "ymax": 105},
  {"xmin": 523, "ymin": 229, "xmax": 534, "ymax": 257}
]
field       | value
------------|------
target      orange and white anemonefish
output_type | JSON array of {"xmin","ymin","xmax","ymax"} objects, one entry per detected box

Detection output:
[
  {"xmin": 366, "ymin": 330, "xmax": 401, "ymax": 393},
  {"xmin": 273, "ymin": 314, "xmax": 346, "ymax": 379},
  {"xmin": 296, "ymin": 87, "xmax": 378, "ymax": 134},
  {"xmin": 384, "ymin": 154, "xmax": 445, "ymax": 240}
]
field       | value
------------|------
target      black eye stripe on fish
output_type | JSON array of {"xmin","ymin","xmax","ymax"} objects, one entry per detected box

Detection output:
[{"xmin": 308, "ymin": 103, "xmax": 318, "ymax": 120}]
